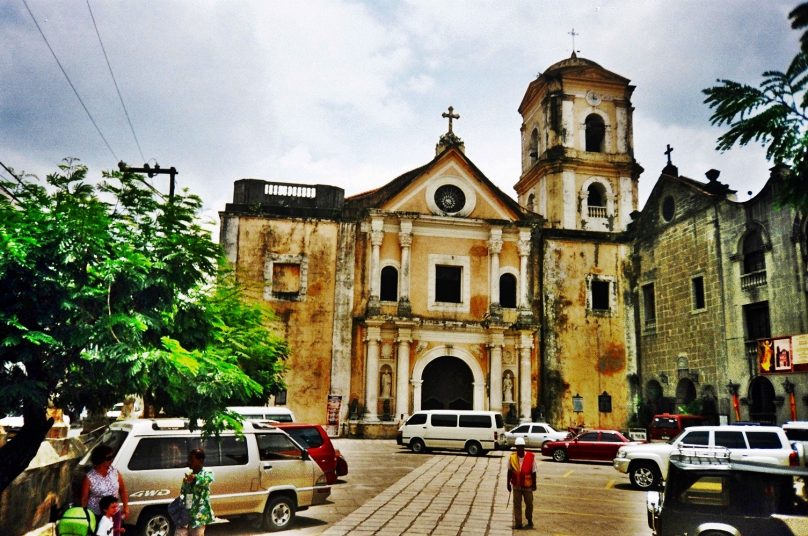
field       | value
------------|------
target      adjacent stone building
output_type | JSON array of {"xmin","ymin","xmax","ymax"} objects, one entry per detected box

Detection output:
[{"xmin": 219, "ymin": 52, "xmax": 808, "ymax": 434}]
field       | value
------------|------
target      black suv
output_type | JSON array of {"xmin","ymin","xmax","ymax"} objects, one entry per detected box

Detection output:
[{"xmin": 646, "ymin": 447, "xmax": 808, "ymax": 536}]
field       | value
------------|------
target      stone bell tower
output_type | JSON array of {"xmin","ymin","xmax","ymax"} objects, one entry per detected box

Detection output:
[{"xmin": 514, "ymin": 53, "xmax": 642, "ymax": 231}]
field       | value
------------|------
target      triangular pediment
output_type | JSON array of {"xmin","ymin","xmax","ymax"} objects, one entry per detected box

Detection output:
[{"xmin": 346, "ymin": 147, "xmax": 525, "ymax": 222}]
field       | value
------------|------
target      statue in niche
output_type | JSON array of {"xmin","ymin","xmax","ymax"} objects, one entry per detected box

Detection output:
[
  {"xmin": 503, "ymin": 372, "xmax": 514, "ymax": 403},
  {"xmin": 381, "ymin": 368, "xmax": 392, "ymax": 399}
]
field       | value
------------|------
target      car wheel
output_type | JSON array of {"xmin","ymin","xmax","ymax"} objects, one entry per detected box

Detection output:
[
  {"xmin": 552, "ymin": 448, "xmax": 568, "ymax": 462},
  {"xmin": 138, "ymin": 508, "xmax": 173, "ymax": 536},
  {"xmin": 466, "ymin": 441, "xmax": 483, "ymax": 456},
  {"xmin": 263, "ymin": 495, "xmax": 296, "ymax": 532},
  {"xmin": 410, "ymin": 438, "xmax": 426, "ymax": 454},
  {"xmin": 629, "ymin": 462, "xmax": 660, "ymax": 490}
]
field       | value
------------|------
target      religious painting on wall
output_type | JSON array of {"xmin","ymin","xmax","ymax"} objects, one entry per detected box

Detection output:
[
  {"xmin": 774, "ymin": 338, "xmax": 793, "ymax": 372},
  {"xmin": 758, "ymin": 336, "xmax": 807, "ymax": 373},
  {"xmin": 758, "ymin": 339, "xmax": 774, "ymax": 373}
]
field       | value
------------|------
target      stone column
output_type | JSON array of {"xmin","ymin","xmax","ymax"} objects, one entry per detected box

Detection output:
[
  {"xmin": 412, "ymin": 379, "xmax": 423, "ymax": 412},
  {"xmin": 364, "ymin": 324, "xmax": 382, "ymax": 421},
  {"xmin": 518, "ymin": 332, "xmax": 533, "ymax": 422},
  {"xmin": 518, "ymin": 230, "xmax": 531, "ymax": 308},
  {"xmin": 398, "ymin": 220, "xmax": 412, "ymax": 317},
  {"xmin": 396, "ymin": 327, "xmax": 412, "ymax": 420},
  {"xmin": 488, "ymin": 227, "xmax": 503, "ymax": 316},
  {"xmin": 368, "ymin": 218, "xmax": 384, "ymax": 314},
  {"xmin": 489, "ymin": 333, "xmax": 504, "ymax": 413},
  {"xmin": 473, "ymin": 381, "xmax": 485, "ymax": 410}
]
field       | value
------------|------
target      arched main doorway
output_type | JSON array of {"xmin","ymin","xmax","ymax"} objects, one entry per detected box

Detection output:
[
  {"xmin": 421, "ymin": 356, "xmax": 473, "ymax": 410},
  {"xmin": 749, "ymin": 376, "xmax": 776, "ymax": 424}
]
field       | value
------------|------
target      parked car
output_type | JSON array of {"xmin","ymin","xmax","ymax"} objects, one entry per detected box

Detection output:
[
  {"xmin": 614, "ymin": 424, "xmax": 800, "ymax": 490},
  {"xmin": 646, "ymin": 447, "xmax": 808, "ymax": 536},
  {"xmin": 541, "ymin": 430, "xmax": 637, "ymax": 462},
  {"xmin": 648, "ymin": 413, "xmax": 709, "ymax": 442},
  {"xmin": 106, "ymin": 400, "xmax": 143, "ymax": 422},
  {"xmin": 397, "ymin": 410, "xmax": 505, "ymax": 456},
  {"xmin": 275, "ymin": 423, "xmax": 346, "ymax": 485},
  {"xmin": 228, "ymin": 405, "xmax": 295, "ymax": 423},
  {"xmin": 783, "ymin": 421, "xmax": 808, "ymax": 466},
  {"xmin": 502, "ymin": 422, "xmax": 570, "ymax": 448},
  {"xmin": 76, "ymin": 418, "xmax": 330, "ymax": 535}
]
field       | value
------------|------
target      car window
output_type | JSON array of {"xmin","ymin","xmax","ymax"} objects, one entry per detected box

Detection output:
[
  {"xmin": 407, "ymin": 413, "xmax": 427, "ymax": 425},
  {"xmin": 267, "ymin": 413, "xmax": 293, "ymax": 423},
  {"xmin": 679, "ymin": 430, "xmax": 708, "ymax": 446},
  {"xmin": 653, "ymin": 417, "xmax": 678, "ymax": 429},
  {"xmin": 578, "ymin": 432, "xmax": 599, "ymax": 441},
  {"xmin": 512, "ymin": 424, "xmax": 529, "ymax": 434},
  {"xmin": 532, "ymin": 425, "xmax": 547, "ymax": 434},
  {"xmin": 94, "ymin": 430, "xmax": 128, "ymax": 459},
  {"xmin": 785, "ymin": 428, "xmax": 808, "ymax": 441},
  {"xmin": 678, "ymin": 475, "xmax": 730, "ymax": 506},
  {"xmin": 601, "ymin": 433, "xmax": 620, "ymax": 442},
  {"xmin": 459, "ymin": 415, "xmax": 491, "ymax": 428},
  {"xmin": 257, "ymin": 433, "xmax": 303, "ymax": 460},
  {"xmin": 201, "ymin": 436, "xmax": 249, "ymax": 466},
  {"xmin": 128, "ymin": 438, "xmax": 189, "ymax": 470},
  {"xmin": 284, "ymin": 427, "xmax": 325, "ymax": 448},
  {"xmin": 746, "ymin": 431, "xmax": 784, "ymax": 449},
  {"xmin": 715, "ymin": 431, "xmax": 747, "ymax": 449},
  {"xmin": 432, "ymin": 414, "xmax": 458, "ymax": 427}
]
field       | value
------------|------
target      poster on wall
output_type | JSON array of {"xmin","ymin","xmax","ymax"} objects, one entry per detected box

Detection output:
[
  {"xmin": 759, "ymin": 336, "xmax": 804, "ymax": 373},
  {"xmin": 326, "ymin": 395, "xmax": 342, "ymax": 437}
]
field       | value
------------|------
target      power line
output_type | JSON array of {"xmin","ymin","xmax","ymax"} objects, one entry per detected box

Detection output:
[
  {"xmin": 86, "ymin": 0, "xmax": 146, "ymax": 163},
  {"xmin": 22, "ymin": 0, "xmax": 119, "ymax": 161}
]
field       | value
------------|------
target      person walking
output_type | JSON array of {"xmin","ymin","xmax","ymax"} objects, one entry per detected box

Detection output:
[
  {"xmin": 176, "ymin": 448, "xmax": 215, "ymax": 536},
  {"xmin": 506, "ymin": 437, "xmax": 537, "ymax": 530},
  {"xmin": 81, "ymin": 445, "xmax": 129, "ymax": 531}
]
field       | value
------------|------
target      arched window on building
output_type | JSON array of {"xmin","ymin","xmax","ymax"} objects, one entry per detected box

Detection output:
[
  {"xmin": 380, "ymin": 265, "xmax": 398, "ymax": 301},
  {"xmin": 742, "ymin": 229, "xmax": 766, "ymax": 274},
  {"xmin": 587, "ymin": 182, "xmax": 607, "ymax": 218},
  {"xmin": 585, "ymin": 114, "xmax": 605, "ymax": 152},
  {"xmin": 499, "ymin": 273, "xmax": 517, "ymax": 308},
  {"xmin": 529, "ymin": 128, "xmax": 539, "ymax": 165}
]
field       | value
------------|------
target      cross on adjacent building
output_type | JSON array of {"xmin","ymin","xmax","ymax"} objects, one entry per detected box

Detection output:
[
  {"xmin": 664, "ymin": 144, "xmax": 674, "ymax": 165},
  {"xmin": 442, "ymin": 106, "xmax": 460, "ymax": 133},
  {"xmin": 568, "ymin": 28, "xmax": 579, "ymax": 52}
]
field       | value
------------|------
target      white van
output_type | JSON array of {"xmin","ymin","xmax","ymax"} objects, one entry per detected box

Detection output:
[
  {"xmin": 396, "ymin": 410, "xmax": 505, "ymax": 456},
  {"xmin": 228, "ymin": 406, "xmax": 295, "ymax": 423}
]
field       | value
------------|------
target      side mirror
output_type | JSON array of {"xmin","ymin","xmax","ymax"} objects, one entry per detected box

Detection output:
[{"xmin": 646, "ymin": 490, "xmax": 661, "ymax": 515}]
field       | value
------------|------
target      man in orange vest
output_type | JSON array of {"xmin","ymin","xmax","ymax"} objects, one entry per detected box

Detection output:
[{"xmin": 507, "ymin": 436, "xmax": 537, "ymax": 529}]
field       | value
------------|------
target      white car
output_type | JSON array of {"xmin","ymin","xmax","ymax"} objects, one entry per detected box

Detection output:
[
  {"xmin": 613, "ymin": 425, "xmax": 800, "ymax": 490},
  {"xmin": 502, "ymin": 422, "xmax": 570, "ymax": 448}
]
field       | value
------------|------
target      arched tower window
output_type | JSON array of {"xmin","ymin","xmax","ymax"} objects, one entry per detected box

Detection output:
[
  {"xmin": 587, "ymin": 183, "xmax": 605, "ymax": 207},
  {"xmin": 529, "ymin": 128, "xmax": 539, "ymax": 165},
  {"xmin": 585, "ymin": 114, "xmax": 605, "ymax": 152},
  {"xmin": 742, "ymin": 230, "xmax": 766, "ymax": 274},
  {"xmin": 380, "ymin": 265, "xmax": 398, "ymax": 301},
  {"xmin": 499, "ymin": 273, "xmax": 517, "ymax": 308}
]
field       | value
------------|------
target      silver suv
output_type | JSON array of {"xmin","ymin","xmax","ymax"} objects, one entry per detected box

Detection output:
[
  {"xmin": 613, "ymin": 425, "xmax": 799, "ymax": 490},
  {"xmin": 79, "ymin": 419, "xmax": 330, "ymax": 535}
]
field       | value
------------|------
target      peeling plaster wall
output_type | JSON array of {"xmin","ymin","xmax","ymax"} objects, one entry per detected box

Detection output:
[{"xmin": 541, "ymin": 237, "xmax": 634, "ymax": 429}]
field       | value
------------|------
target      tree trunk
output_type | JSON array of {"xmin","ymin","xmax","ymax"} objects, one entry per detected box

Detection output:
[{"xmin": 0, "ymin": 409, "xmax": 52, "ymax": 494}]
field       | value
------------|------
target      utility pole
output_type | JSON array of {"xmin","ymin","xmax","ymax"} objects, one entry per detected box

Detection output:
[{"xmin": 118, "ymin": 161, "xmax": 178, "ymax": 202}]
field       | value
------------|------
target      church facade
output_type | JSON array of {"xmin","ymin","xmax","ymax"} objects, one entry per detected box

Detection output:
[{"xmin": 219, "ymin": 52, "xmax": 808, "ymax": 433}]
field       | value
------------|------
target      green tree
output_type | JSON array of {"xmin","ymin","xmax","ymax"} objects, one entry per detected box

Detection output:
[
  {"xmin": 703, "ymin": 4, "xmax": 808, "ymax": 209},
  {"xmin": 0, "ymin": 159, "xmax": 287, "ymax": 492}
]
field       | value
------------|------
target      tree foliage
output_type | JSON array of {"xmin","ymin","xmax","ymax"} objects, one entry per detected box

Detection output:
[
  {"xmin": 0, "ymin": 159, "xmax": 287, "ymax": 491},
  {"xmin": 703, "ymin": 4, "xmax": 808, "ymax": 209}
]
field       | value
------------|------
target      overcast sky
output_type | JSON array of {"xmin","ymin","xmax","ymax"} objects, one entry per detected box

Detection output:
[{"xmin": 1, "ymin": 1, "xmax": 800, "ymax": 232}]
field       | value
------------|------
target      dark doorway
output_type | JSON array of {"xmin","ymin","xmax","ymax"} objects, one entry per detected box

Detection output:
[
  {"xmin": 748, "ymin": 376, "xmax": 776, "ymax": 424},
  {"xmin": 421, "ymin": 356, "xmax": 473, "ymax": 410}
]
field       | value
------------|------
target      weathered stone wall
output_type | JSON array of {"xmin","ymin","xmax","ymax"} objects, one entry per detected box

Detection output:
[{"xmin": 0, "ymin": 437, "xmax": 87, "ymax": 536}]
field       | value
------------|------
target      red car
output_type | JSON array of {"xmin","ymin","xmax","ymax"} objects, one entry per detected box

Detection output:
[
  {"xmin": 541, "ymin": 429, "xmax": 638, "ymax": 462},
  {"xmin": 276, "ymin": 423, "xmax": 347, "ymax": 484}
]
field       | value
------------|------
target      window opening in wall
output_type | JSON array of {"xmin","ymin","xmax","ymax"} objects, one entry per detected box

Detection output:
[
  {"xmin": 272, "ymin": 263, "xmax": 301, "ymax": 295},
  {"xmin": 500, "ymin": 273, "xmax": 517, "ymax": 308},
  {"xmin": 591, "ymin": 279, "xmax": 610, "ymax": 311},
  {"xmin": 435, "ymin": 265, "xmax": 462, "ymax": 303},
  {"xmin": 743, "ymin": 301, "xmax": 771, "ymax": 362},
  {"xmin": 692, "ymin": 276, "xmax": 705, "ymax": 310},
  {"xmin": 529, "ymin": 128, "xmax": 539, "ymax": 164},
  {"xmin": 742, "ymin": 230, "xmax": 766, "ymax": 274},
  {"xmin": 527, "ymin": 193, "xmax": 535, "ymax": 213},
  {"xmin": 587, "ymin": 183, "xmax": 607, "ymax": 218},
  {"xmin": 585, "ymin": 114, "xmax": 605, "ymax": 152},
  {"xmin": 642, "ymin": 283, "xmax": 656, "ymax": 327},
  {"xmin": 661, "ymin": 195, "xmax": 675, "ymax": 222},
  {"xmin": 380, "ymin": 266, "xmax": 398, "ymax": 301}
]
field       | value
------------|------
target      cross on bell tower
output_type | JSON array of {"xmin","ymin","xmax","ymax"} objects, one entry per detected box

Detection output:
[{"xmin": 435, "ymin": 105, "xmax": 464, "ymax": 155}]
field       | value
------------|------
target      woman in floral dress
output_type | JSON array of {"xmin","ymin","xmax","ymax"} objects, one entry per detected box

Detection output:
[
  {"xmin": 81, "ymin": 444, "xmax": 128, "ymax": 529},
  {"xmin": 176, "ymin": 448, "xmax": 214, "ymax": 536}
]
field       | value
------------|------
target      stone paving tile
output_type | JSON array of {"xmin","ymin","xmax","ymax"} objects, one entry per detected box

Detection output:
[{"xmin": 321, "ymin": 452, "xmax": 512, "ymax": 536}]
